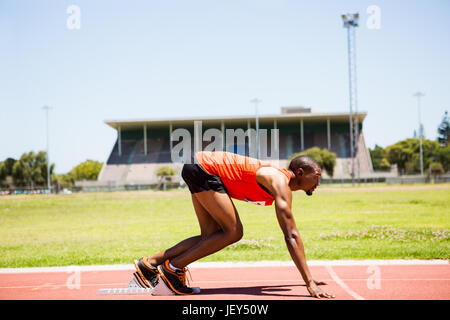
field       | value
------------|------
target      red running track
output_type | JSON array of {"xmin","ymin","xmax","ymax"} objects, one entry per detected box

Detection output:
[{"xmin": 0, "ymin": 264, "xmax": 449, "ymax": 300}]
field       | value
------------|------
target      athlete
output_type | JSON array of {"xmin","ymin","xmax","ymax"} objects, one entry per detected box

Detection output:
[{"xmin": 134, "ymin": 151, "xmax": 335, "ymax": 299}]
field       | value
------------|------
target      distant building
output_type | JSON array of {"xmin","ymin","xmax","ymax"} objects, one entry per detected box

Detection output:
[{"xmin": 80, "ymin": 107, "xmax": 372, "ymax": 190}]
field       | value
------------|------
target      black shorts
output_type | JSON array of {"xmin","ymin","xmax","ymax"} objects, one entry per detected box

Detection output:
[{"xmin": 181, "ymin": 163, "xmax": 227, "ymax": 194}]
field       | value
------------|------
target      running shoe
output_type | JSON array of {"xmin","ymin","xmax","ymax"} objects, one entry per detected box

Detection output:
[
  {"xmin": 133, "ymin": 257, "xmax": 159, "ymax": 288},
  {"xmin": 157, "ymin": 260, "xmax": 194, "ymax": 295},
  {"xmin": 129, "ymin": 271, "xmax": 149, "ymax": 289}
]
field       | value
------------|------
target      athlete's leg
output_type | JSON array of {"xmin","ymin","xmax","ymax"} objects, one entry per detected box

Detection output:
[
  {"xmin": 170, "ymin": 190, "xmax": 243, "ymax": 268},
  {"xmin": 146, "ymin": 193, "xmax": 220, "ymax": 266},
  {"xmin": 191, "ymin": 192, "xmax": 222, "ymax": 238}
]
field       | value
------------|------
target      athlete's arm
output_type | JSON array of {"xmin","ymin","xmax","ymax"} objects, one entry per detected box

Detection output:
[{"xmin": 256, "ymin": 168, "xmax": 334, "ymax": 299}]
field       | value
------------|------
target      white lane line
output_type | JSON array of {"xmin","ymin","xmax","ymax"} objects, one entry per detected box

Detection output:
[
  {"xmin": 326, "ymin": 266, "xmax": 365, "ymax": 300},
  {"xmin": 1, "ymin": 278, "xmax": 448, "ymax": 289},
  {"xmin": 0, "ymin": 260, "xmax": 447, "ymax": 274},
  {"xmin": 192, "ymin": 278, "xmax": 450, "ymax": 283}
]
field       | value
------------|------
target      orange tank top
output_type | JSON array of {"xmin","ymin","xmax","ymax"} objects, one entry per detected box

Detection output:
[{"xmin": 195, "ymin": 151, "xmax": 292, "ymax": 206}]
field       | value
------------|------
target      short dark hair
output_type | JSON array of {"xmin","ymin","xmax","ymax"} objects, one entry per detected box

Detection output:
[{"xmin": 288, "ymin": 155, "xmax": 320, "ymax": 174}]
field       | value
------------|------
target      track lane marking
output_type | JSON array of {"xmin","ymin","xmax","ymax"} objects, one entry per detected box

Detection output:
[
  {"xmin": 326, "ymin": 266, "xmax": 365, "ymax": 300},
  {"xmin": 0, "ymin": 260, "xmax": 447, "ymax": 274},
  {"xmin": 1, "ymin": 278, "xmax": 449, "ymax": 289}
]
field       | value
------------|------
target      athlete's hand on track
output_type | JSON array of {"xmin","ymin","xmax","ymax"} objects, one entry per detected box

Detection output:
[{"xmin": 307, "ymin": 280, "xmax": 335, "ymax": 299}]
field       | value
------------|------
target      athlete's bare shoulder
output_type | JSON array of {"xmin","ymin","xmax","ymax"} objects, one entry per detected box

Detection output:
[
  {"xmin": 256, "ymin": 166, "xmax": 284, "ymax": 178},
  {"xmin": 256, "ymin": 166, "xmax": 290, "ymax": 195}
]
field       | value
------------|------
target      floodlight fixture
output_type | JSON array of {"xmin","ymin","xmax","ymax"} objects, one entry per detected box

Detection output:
[
  {"xmin": 413, "ymin": 92, "xmax": 425, "ymax": 176},
  {"xmin": 42, "ymin": 105, "xmax": 53, "ymax": 192},
  {"xmin": 342, "ymin": 12, "xmax": 360, "ymax": 184},
  {"xmin": 341, "ymin": 13, "xmax": 359, "ymax": 28}
]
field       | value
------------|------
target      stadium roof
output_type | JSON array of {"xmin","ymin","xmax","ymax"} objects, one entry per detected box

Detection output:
[{"xmin": 104, "ymin": 111, "xmax": 367, "ymax": 130}]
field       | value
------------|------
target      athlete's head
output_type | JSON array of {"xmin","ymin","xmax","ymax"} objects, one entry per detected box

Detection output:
[{"xmin": 288, "ymin": 155, "xmax": 321, "ymax": 195}]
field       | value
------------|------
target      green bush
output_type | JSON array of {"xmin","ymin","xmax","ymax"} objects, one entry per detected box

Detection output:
[
  {"xmin": 156, "ymin": 166, "xmax": 176, "ymax": 177},
  {"xmin": 52, "ymin": 173, "xmax": 75, "ymax": 189},
  {"xmin": 288, "ymin": 147, "xmax": 336, "ymax": 177},
  {"xmin": 429, "ymin": 162, "xmax": 444, "ymax": 177},
  {"xmin": 70, "ymin": 160, "xmax": 103, "ymax": 181}
]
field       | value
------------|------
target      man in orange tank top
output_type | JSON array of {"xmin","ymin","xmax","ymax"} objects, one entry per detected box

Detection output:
[{"xmin": 134, "ymin": 151, "xmax": 334, "ymax": 299}]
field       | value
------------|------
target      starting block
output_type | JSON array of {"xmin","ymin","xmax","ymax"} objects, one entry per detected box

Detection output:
[{"xmin": 96, "ymin": 272, "xmax": 200, "ymax": 296}]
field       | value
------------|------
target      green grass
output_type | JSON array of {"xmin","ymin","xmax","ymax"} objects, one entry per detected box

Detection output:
[{"xmin": 0, "ymin": 184, "xmax": 449, "ymax": 267}]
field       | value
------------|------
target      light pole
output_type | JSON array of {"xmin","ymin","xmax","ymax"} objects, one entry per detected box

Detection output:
[
  {"xmin": 413, "ymin": 92, "xmax": 425, "ymax": 176},
  {"xmin": 42, "ymin": 105, "xmax": 52, "ymax": 192},
  {"xmin": 250, "ymin": 98, "xmax": 262, "ymax": 158},
  {"xmin": 342, "ymin": 13, "xmax": 360, "ymax": 185}
]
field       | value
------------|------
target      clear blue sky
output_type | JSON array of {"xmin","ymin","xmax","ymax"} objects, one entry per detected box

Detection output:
[{"xmin": 1, "ymin": 0, "xmax": 449, "ymax": 173}]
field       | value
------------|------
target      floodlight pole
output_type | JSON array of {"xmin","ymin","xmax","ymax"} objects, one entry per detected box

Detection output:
[
  {"xmin": 42, "ymin": 105, "xmax": 52, "ymax": 193},
  {"xmin": 413, "ymin": 92, "xmax": 425, "ymax": 176},
  {"xmin": 250, "ymin": 98, "xmax": 262, "ymax": 158},
  {"xmin": 342, "ymin": 13, "xmax": 359, "ymax": 186}
]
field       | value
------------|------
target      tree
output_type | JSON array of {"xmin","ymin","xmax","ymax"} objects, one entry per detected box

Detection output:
[
  {"xmin": 51, "ymin": 160, "xmax": 102, "ymax": 192},
  {"xmin": 70, "ymin": 160, "xmax": 103, "ymax": 181},
  {"xmin": 288, "ymin": 147, "xmax": 337, "ymax": 177},
  {"xmin": 437, "ymin": 111, "xmax": 449, "ymax": 147},
  {"xmin": 379, "ymin": 158, "xmax": 391, "ymax": 171},
  {"xmin": 0, "ymin": 158, "xmax": 16, "ymax": 188},
  {"xmin": 0, "ymin": 162, "xmax": 7, "ymax": 187},
  {"xmin": 369, "ymin": 145, "xmax": 390, "ymax": 171},
  {"xmin": 385, "ymin": 138, "xmax": 446, "ymax": 174},
  {"xmin": 11, "ymin": 151, "xmax": 54, "ymax": 188},
  {"xmin": 435, "ymin": 146, "xmax": 450, "ymax": 172},
  {"xmin": 3, "ymin": 158, "xmax": 16, "ymax": 176}
]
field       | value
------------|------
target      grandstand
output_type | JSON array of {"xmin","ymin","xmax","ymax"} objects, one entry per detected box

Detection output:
[{"xmin": 77, "ymin": 107, "xmax": 375, "ymax": 191}]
